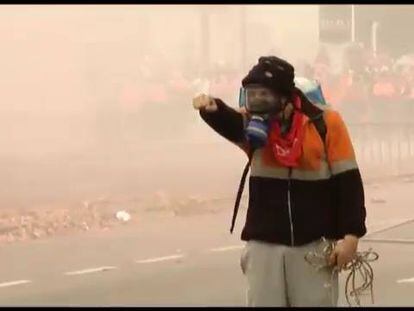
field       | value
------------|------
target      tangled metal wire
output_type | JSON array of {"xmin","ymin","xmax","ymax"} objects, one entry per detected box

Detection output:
[{"xmin": 304, "ymin": 237, "xmax": 379, "ymax": 307}]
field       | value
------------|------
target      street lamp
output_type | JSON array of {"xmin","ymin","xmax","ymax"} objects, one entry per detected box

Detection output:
[
  {"xmin": 351, "ymin": 4, "xmax": 355, "ymax": 43},
  {"xmin": 200, "ymin": 7, "xmax": 210, "ymax": 79},
  {"xmin": 240, "ymin": 5, "xmax": 247, "ymax": 73},
  {"xmin": 372, "ymin": 21, "xmax": 379, "ymax": 58}
]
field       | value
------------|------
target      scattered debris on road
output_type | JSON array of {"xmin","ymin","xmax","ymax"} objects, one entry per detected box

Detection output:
[
  {"xmin": 0, "ymin": 192, "xmax": 230, "ymax": 245},
  {"xmin": 115, "ymin": 210, "xmax": 131, "ymax": 223}
]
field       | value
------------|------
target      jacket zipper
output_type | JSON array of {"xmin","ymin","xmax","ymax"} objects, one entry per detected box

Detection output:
[{"xmin": 287, "ymin": 167, "xmax": 295, "ymax": 246}]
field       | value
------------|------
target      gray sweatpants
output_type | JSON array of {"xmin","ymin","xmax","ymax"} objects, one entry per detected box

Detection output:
[{"xmin": 240, "ymin": 239, "xmax": 339, "ymax": 307}]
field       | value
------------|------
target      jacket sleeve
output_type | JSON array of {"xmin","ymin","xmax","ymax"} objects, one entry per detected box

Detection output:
[
  {"xmin": 325, "ymin": 110, "xmax": 367, "ymax": 239},
  {"xmin": 199, "ymin": 98, "xmax": 250, "ymax": 153}
]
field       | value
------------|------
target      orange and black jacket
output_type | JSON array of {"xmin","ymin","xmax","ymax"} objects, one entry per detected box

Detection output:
[{"xmin": 200, "ymin": 99, "xmax": 367, "ymax": 246}]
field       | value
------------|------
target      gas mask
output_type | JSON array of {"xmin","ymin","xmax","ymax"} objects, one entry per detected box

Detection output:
[{"xmin": 239, "ymin": 85, "xmax": 286, "ymax": 149}]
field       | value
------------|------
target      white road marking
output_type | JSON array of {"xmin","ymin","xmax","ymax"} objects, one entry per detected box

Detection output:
[
  {"xmin": 0, "ymin": 280, "xmax": 32, "ymax": 288},
  {"xmin": 397, "ymin": 277, "xmax": 414, "ymax": 284},
  {"xmin": 135, "ymin": 254, "xmax": 185, "ymax": 264},
  {"xmin": 361, "ymin": 238, "xmax": 414, "ymax": 244},
  {"xmin": 209, "ymin": 245, "xmax": 244, "ymax": 252},
  {"xmin": 64, "ymin": 266, "xmax": 118, "ymax": 276}
]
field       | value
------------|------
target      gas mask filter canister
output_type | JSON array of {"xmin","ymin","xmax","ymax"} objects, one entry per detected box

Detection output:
[{"xmin": 239, "ymin": 86, "xmax": 284, "ymax": 149}]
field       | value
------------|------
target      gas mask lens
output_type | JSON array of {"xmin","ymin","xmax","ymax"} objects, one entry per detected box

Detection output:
[{"xmin": 239, "ymin": 86, "xmax": 281, "ymax": 115}]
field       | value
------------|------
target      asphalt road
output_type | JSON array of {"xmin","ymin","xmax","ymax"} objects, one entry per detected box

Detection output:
[{"xmin": 1, "ymin": 180, "xmax": 414, "ymax": 307}]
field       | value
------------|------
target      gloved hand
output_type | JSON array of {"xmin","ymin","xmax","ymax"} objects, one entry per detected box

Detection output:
[
  {"xmin": 193, "ymin": 94, "xmax": 218, "ymax": 112},
  {"xmin": 329, "ymin": 235, "xmax": 359, "ymax": 270}
]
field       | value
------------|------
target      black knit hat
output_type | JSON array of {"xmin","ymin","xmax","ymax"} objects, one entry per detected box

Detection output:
[{"xmin": 242, "ymin": 56, "xmax": 295, "ymax": 96}]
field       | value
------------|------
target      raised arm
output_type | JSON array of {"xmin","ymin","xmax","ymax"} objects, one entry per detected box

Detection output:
[{"xmin": 193, "ymin": 94, "xmax": 249, "ymax": 153}]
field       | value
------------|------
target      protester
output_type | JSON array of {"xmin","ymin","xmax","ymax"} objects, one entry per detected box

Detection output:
[{"xmin": 193, "ymin": 55, "xmax": 367, "ymax": 307}]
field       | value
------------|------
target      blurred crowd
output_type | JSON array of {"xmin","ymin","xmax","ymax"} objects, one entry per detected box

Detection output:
[
  {"xmin": 297, "ymin": 44, "xmax": 414, "ymax": 124},
  {"xmin": 116, "ymin": 55, "xmax": 244, "ymax": 141},
  {"xmin": 115, "ymin": 46, "xmax": 414, "ymax": 142}
]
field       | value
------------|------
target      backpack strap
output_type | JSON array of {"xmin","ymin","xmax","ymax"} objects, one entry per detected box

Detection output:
[
  {"xmin": 310, "ymin": 113, "xmax": 327, "ymax": 143},
  {"xmin": 230, "ymin": 153, "xmax": 252, "ymax": 234},
  {"xmin": 310, "ymin": 113, "xmax": 332, "ymax": 174}
]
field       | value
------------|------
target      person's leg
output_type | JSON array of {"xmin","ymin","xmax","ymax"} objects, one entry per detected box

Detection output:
[
  {"xmin": 241, "ymin": 240, "xmax": 288, "ymax": 307},
  {"xmin": 284, "ymin": 239, "xmax": 339, "ymax": 307}
]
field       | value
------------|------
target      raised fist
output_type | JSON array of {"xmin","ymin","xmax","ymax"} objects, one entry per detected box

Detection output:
[{"xmin": 192, "ymin": 94, "xmax": 218, "ymax": 112}]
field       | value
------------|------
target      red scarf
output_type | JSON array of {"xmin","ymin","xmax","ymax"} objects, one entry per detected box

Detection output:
[{"xmin": 268, "ymin": 95, "xmax": 305, "ymax": 167}]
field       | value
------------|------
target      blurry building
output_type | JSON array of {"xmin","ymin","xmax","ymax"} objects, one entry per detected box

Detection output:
[{"xmin": 319, "ymin": 5, "xmax": 414, "ymax": 59}]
